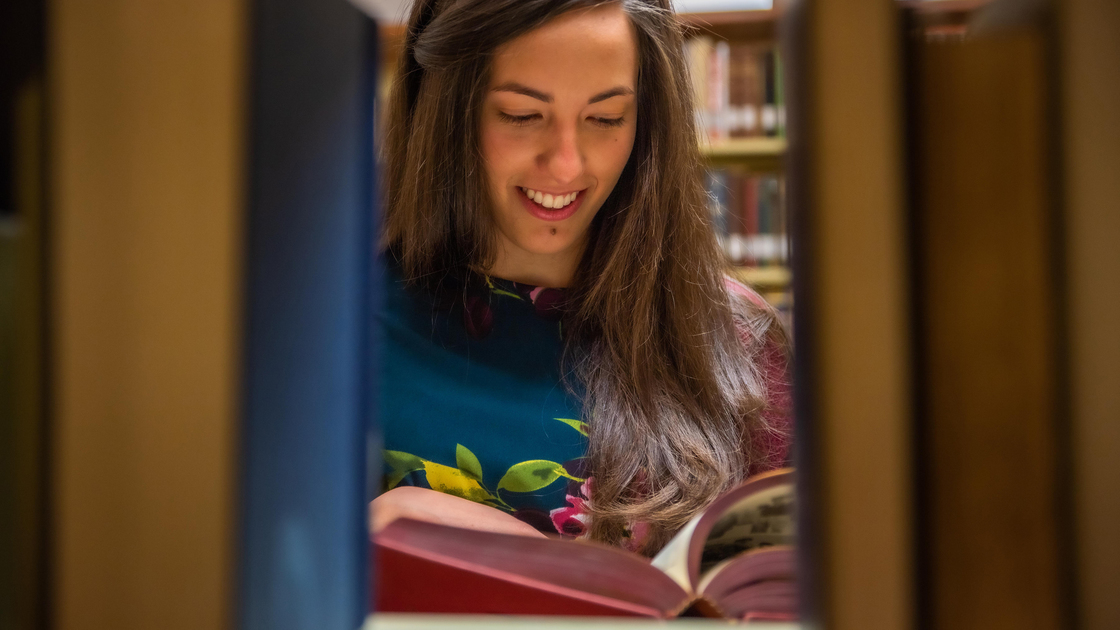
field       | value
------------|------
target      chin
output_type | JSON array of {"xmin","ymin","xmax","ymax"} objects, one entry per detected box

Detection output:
[{"xmin": 520, "ymin": 237, "xmax": 578, "ymax": 257}]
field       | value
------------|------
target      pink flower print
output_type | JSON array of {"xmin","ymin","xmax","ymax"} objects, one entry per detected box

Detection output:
[
  {"xmin": 550, "ymin": 494, "xmax": 590, "ymax": 537},
  {"xmin": 550, "ymin": 477, "xmax": 592, "ymax": 537},
  {"xmin": 529, "ymin": 286, "xmax": 566, "ymax": 321}
]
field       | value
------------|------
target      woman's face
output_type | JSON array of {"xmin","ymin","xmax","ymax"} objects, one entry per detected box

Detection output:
[{"xmin": 480, "ymin": 3, "xmax": 638, "ymax": 286}]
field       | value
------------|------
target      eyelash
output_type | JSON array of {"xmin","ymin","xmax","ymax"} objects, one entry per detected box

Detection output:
[
  {"xmin": 497, "ymin": 112, "xmax": 539, "ymax": 126},
  {"xmin": 496, "ymin": 112, "xmax": 626, "ymax": 129},
  {"xmin": 591, "ymin": 116, "xmax": 626, "ymax": 129}
]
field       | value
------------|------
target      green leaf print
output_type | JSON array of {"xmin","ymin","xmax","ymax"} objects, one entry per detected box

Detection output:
[
  {"xmin": 383, "ymin": 449, "xmax": 425, "ymax": 489},
  {"xmin": 485, "ymin": 276, "xmax": 524, "ymax": 301},
  {"xmin": 497, "ymin": 460, "xmax": 580, "ymax": 493},
  {"xmin": 554, "ymin": 417, "xmax": 589, "ymax": 437},
  {"xmin": 421, "ymin": 460, "xmax": 495, "ymax": 504},
  {"xmin": 456, "ymin": 444, "xmax": 484, "ymax": 481}
]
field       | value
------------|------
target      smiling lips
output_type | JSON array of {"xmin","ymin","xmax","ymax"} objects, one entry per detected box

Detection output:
[
  {"xmin": 519, "ymin": 186, "xmax": 580, "ymax": 209},
  {"xmin": 517, "ymin": 186, "xmax": 585, "ymax": 223}
]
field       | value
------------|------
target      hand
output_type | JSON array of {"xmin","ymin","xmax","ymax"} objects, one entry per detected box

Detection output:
[{"xmin": 370, "ymin": 486, "xmax": 548, "ymax": 538}]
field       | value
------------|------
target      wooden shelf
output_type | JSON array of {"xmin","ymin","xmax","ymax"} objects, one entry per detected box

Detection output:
[
  {"xmin": 899, "ymin": 0, "xmax": 991, "ymax": 36},
  {"xmin": 729, "ymin": 265, "xmax": 791, "ymax": 288},
  {"xmin": 900, "ymin": 0, "xmax": 989, "ymax": 19},
  {"xmin": 678, "ymin": 8, "xmax": 781, "ymax": 42},
  {"xmin": 702, "ymin": 137, "xmax": 786, "ymax": 157},
  {"xmin": 701, "ymin": 137, "xmax": 786, "ymax": 169}
]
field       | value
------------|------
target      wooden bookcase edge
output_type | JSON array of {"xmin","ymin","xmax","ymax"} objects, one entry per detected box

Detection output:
[
  {"xmin": 729, "ymin": 265, "xmax": 792, "ymax": 289},
  {"xmin": 701, "ymin": 137, "xmax": 787, "ymax": 170}
]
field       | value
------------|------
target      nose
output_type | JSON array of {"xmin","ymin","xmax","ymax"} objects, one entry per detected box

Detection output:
[{"xmin": 539, "ymin": 122, "xmax": 584, "ymax": 185}]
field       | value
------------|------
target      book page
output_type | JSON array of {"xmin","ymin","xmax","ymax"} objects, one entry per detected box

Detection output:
[
  {"xmin": 695, "ymin": 545, "xmax": 795, "ymax": 594},
  {"xmin": 699, "ymin": 483, "xmax": 794, "ymax": 574},
  {"xmin": 649, "ymin": 513, "xmax": 705, "ymax": 592}
]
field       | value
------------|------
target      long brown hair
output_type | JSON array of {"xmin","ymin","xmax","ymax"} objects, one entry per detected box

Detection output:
[{"xmin": 381, "ymin": 0, "xmax": 789, "ymax": 553}]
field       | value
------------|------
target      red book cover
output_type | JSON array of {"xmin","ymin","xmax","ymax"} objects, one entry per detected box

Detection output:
[{"xmin": 372, "ymin": 469, "xmax": 798, "ymax": 619}]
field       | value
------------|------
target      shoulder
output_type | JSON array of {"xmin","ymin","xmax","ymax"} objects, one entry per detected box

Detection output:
[
  {"xmin": 722, "ymin": 275, "xmax": 794, "ymax": 473},
  {"xmin": 723, "ymin": 274, "xmax": 771, "ymax": 311},
  {"xmin": 722, "ymin": 274, "xmax": 787, "ymax": 353}
]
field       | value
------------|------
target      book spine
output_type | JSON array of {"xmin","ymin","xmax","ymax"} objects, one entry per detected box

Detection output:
[
  {"xmin": 777, "ymin": 176, "xmax": 789, "ymax": 265},
  {"xmin": 708, "ymin": 40, "xmax": 730, "ymax": 142},
  {"xmin": 685, "ymin": 36, "xmax": 713, "ymax": 141},
  {"xmin": 727, "ymin": 171, "xmax": 745, "ymax": 265},
  {"xmin": 728, "ymin": 43, "xmax": 764, "ymax": 138},
  {"xmin": 774, "ymin": 49, "xmax": 786, "ymax": 138},
  {"xmin": 763, "ymin": 49, "xmax": 778, "ymax": 137},
  {"xmin": 741, "ymin": 175, "xmax": 760, "ymax": 267}
]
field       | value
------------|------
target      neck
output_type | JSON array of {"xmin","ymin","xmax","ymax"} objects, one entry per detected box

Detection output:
[{"xmin": 487, "ymin": 242, "xmax": 582, "ymax": 288}]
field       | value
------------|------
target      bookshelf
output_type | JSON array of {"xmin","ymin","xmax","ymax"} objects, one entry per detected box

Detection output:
[
  {"xmin": 701, "ymin": 136, "xmax": 786, "ymax": 167},
  {"xmin": 679, "ymin": 8, "xmax": 781, "ymax": 41},
  {"xmin": 729, "ymin": 264, "xmax": 791, "ymax": 290},
  {"xmin": 680, "ymin": 8, "xmax": 792, "ymax": 314}
]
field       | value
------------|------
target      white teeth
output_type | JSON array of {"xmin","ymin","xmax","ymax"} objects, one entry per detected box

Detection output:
[{"xmin": 521, "ymin": 187, "xmax": 579, "ymax": 209}]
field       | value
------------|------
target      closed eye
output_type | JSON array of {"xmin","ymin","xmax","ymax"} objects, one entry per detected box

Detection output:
[
  {"xmin": 590, "ymin": 116, "xmax": 625, "ymax": 129},
  {"xmin": 497, "ymin": 111, "xmax": 541, "ymax": 126}
]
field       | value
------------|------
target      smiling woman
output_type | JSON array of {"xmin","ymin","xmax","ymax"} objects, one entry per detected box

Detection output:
[
  {"xmin": 375, "ymin": 0, "xmax": 791, "ymax": 556},
  {"xmin": 480, "ymin": 5, "xmax": 637, "ymax": 288}
]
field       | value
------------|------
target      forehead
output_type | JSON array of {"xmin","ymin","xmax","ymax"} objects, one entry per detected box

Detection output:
[{"xmin": 488, "ymin": 4, "xmax": 638, "ymax": 92}]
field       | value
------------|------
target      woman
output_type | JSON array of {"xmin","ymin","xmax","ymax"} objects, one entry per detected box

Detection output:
[{"xmin": 372, "ymin": 0, "xmax": 791, "ymax": 555}]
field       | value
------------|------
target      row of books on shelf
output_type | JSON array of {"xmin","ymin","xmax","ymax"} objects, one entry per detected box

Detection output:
[
  {"xmin": 709, "ymin": 169, "xmax": 788, "ymax": 268},
  {"xmin": 685, "ymin": 34, "xmax": 785, "ymax": 142}
]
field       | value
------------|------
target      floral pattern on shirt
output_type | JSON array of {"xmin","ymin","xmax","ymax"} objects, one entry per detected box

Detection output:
[
  {"xmin": 383, "ymin": 417, "xmax": 589, "ymax": 534},
  {"xmin": 378, "ymin": 263, "xmax": 791, "ymax": 547},
  {"xmin": 459, "ymin": 276, "xmax": 570, "ymax": 340}
]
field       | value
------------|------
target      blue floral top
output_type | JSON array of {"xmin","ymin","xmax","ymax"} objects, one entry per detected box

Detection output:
[
  {"xmin": 376, "ymin": 262, "xmax": 592, "ymax": 536},
  {"xmin": 375, "ymin": 261, "xmax": 793, "ymax": 542}
]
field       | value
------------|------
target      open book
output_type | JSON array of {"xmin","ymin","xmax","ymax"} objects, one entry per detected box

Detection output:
[{"xmin": 372, "ymin": 468, "xmax": 796, "ymax": 620}]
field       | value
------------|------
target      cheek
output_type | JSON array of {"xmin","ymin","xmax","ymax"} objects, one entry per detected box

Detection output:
[
  {"xmin": 479, "ymin": 127, "xmax": 506, "ymax": 183},
  {"xmin": 595, "ymin": 131, "xmax": 636, "ymax": 181},
  {"xmin": 481, "ymin": 126, "xmax": 533, "ymax": 183}
]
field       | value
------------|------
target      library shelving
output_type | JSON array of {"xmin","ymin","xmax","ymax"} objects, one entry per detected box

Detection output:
[
  {"xmin": 729, "ymin": 264, "xmax": 791, "ymax": 290},
  {"xmin": 700, "ymin": 136, "xmax": 786, "ymax": 168},
  {"xmin": 681, "ymin": 7, "xmax": 791, "ymax": 311}
]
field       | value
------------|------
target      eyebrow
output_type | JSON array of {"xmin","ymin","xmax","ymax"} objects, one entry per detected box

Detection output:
[{"xmin": 491, "ymin": 82, "xmax": 635, "ymax": 105}]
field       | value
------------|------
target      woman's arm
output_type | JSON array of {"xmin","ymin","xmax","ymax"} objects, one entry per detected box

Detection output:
[{"xmin": 370, "ymin": 486, "xmax": 548, "ymax": 538}]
